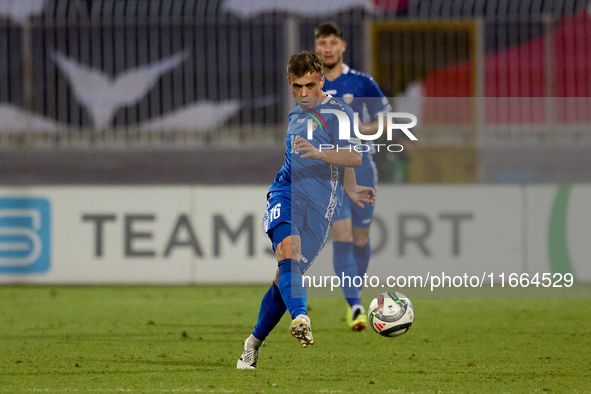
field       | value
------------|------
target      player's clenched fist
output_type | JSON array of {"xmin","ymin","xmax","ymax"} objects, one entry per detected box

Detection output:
[
  {"xmin": 293, "ymin": 138, "xmax": 325, "ymax": 160},
  {"xmin": 347, "ymin": 185, "xmax": 376, "ymax": 209}
]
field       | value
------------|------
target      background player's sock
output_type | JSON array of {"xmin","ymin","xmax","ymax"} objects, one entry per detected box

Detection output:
[
  {"xmin": 252, "ymin": 282, "xmax": 286, "ymax": 341},
  {"xmin": 354, "ymin": 243, "xmax": 371, "ymax": 279},
  {"xmin": 333, "ymin": 241, "xmax": 361, "ymax": 307},
  {"xmin": 277, "ymin": 259, "xmax": 307, "ymax": 319}
]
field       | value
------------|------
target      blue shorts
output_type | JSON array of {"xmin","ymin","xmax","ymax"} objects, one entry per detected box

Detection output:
[
  {"xmin": 264, "ymin": 192, "xmax": 333, "ymax": 273},
  {"xmin": 334, "ymin": 157, "xmax": 377, "ymax": 228}
]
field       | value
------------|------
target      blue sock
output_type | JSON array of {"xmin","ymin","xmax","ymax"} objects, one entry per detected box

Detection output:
[
  {"xmin": 277, "ymin": 259, "xmax": 307, "ymax": 319},
  {"xmin": 252, "ymin": 282, "xmax": 287, "ymax": 341},
  {"xmin": 354, "ymin": 243, "xmax": 371, "ymax": 279},
  {"xmin": 333, "ymin": 241, "xmax": 361, "ymax": 307}
]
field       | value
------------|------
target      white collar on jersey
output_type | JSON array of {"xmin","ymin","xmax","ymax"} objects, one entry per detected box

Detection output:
[
  {"xmin": 342, "ymin": 64, "xmax": 350, "ymax": 74},
  {"xmin": 321, "ymin": 93, "xmax": 332, "ymax": 105}
]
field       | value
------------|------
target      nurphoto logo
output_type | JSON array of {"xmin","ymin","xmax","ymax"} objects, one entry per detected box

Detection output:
[{"xmin": 305, "ymin": 108, "xmax": 418, "ymax": 153}]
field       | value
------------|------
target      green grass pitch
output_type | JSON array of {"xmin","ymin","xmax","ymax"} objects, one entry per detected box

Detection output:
[{"xmin": 1, "ymin": 285, "xmax": 590, "ymax": 393}]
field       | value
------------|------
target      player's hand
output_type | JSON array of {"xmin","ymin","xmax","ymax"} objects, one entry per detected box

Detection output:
[
  {"xmin": 294, "ymin": 138, "xmax": 325, "ymax": 160},
  {"xmin": 347, "ymin": 186, "xmax": 376, "ymax": 209}
]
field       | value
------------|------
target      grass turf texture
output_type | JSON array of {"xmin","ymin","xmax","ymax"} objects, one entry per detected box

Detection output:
[{"xmin": 1, "ymin": 286, "xmax": 590, "ymax": 393}]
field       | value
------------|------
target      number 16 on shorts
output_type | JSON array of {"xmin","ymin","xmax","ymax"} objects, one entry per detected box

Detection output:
[
  {"xmin": 270, "ymin": 204, "xmax": 281, "ymax": 221},
  {"xmin": 264, "ymin": 193, "xmax": 291, "ymax": 233},
  {"xmin": 264, "ymin": 203, "xmax": 282, "ymax": 232}
]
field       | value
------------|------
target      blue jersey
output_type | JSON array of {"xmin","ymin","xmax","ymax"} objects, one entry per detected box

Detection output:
[
  {"xmin": 323, "ymin": 64, "xmax": 392, "ymax": 157},
  {"xmin": 268, "ymin": 95, "xmax": 360, "ymax": 218}
]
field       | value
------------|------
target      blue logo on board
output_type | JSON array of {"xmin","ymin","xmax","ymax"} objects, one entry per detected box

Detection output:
[{"xmin": 0, "ymin": 198, "xmax": 51, "ymax": 274}]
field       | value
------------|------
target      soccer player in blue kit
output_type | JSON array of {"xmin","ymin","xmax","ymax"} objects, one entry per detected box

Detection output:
[
  {"xmin": 315, "ymin": 22, "xmax": 393, "ymax": 331},
  {"xmin": 237, "ymin": 52, "xmax": 376, "ymax": 369}
]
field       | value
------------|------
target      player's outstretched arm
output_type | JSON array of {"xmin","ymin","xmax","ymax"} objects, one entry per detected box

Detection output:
[
  {"xmin": 343, "ymin": 167, "xmax": 376, "ymax": 208},
  {"xmin": 293, "ymin": 138, "xmax": 361, "ymax": 167}
]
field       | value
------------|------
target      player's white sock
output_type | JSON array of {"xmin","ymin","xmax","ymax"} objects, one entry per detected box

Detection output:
[{"xmin": 246, "ymin": 334, "xmax": 263, "ymax": 350}]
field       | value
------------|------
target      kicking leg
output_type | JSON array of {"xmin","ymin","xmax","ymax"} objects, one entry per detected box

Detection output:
[{"xmin": 238, "ymin": 278, "xmax": 286, "ymax": 369}]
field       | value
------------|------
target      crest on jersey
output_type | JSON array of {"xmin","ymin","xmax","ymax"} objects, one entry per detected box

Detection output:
[
  {"xmin": 343, "ymin": 93, "xmax": 354, "ymax": 104},
  {"xmin": 304, "ymin": 109, "xmax": 327, "ymax": 133}
]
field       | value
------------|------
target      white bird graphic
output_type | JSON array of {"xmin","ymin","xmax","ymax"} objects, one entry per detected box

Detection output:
[
  {"xmin": 0, "ymin": 0, "xmax": 47, "ymax": 24},
  {"xmin": 0, "ymin": 101, "xmax": 241, "ymax": 134},
  {"xmin": 53, "ymin": 51, "xmax": 190, "ymax": 130},
  {"xmin": 139, "ymin": 101, "xmax": 241, "ymax": 132}
]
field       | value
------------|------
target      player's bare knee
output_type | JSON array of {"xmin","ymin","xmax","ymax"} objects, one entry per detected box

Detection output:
[
  {"xmin": 352, "ymin": 227, "xmax": 371, "ymax": 247},
  {"xmin": 332, "ymin": 228, "xmax": 353, "ymax": 243},
  {"xmin": 353, "ymin": 234, "xmax": 370, "ymax": 247},
  {"xmin": 332, "ymin": 231, "xmax": 353, "ymax": 242},
  {"xmin": 290, "ymin": 242, "xmax": 299, "ymax": 261},
  {"xmin": 276, "ymin": 236, "xmax": 300, "ymax": 261},
  {"xmin": 275, "ymin": 238, "xmax": 290, "ymax": 261},
  {"xmin": 290, "ymin": 241, "xmax": 302, "ymax": 263},
  {"xmin": 332, "ymin": 219, "xmax": 353, "ymax": 242}
]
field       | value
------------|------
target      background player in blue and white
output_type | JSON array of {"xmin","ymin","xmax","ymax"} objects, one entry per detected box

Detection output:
[
  {"xmin": 237, "ymin": 52, "xmax": 376, "ymax": 369},
  {"xmin": 315, "ymin": 22, "xmax": 393, "ymax": 331}
]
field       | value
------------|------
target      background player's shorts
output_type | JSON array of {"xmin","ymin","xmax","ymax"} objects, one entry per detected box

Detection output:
[
  {"xmin": 264, "ymin": 192, "xmax": 333, "ymax": 273},
  {"xmin": 334, "ymin": 156, "xmax": 377, "ymax": 228}
]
